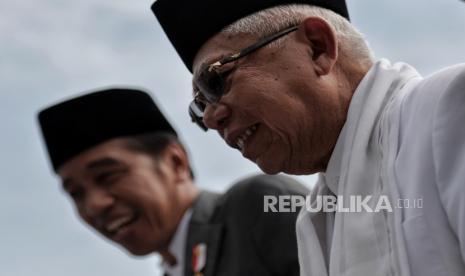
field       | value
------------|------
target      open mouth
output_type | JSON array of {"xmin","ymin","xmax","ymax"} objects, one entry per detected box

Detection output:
[
  {"xmin": 105, "ymin": 213, "xmax": 138, "ymax": 237},
  {"xmin": 235, "ymin": 123, "xmax": 259, "ymax": 151}
]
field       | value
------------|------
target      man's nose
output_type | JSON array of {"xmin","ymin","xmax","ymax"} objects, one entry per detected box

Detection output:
[
  {"xmin": 203, "ymin": 103, "xmax": 231, "ymax": 131},
  {"xmin": 84, "ymin": 188, "xmax": 115, "ymax": 219}
]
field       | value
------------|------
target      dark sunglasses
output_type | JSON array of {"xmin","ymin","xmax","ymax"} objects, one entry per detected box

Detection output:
[{"xmin": 189, "ymin": 25, "xmax": 299, "ymax": 131}]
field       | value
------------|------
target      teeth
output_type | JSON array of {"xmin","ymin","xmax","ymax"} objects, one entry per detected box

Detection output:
[
  {"xmin": 236, "ymin": 124, "xmax": 258, "ymax": 150},
  {"xmin": 237, "ymin": 138, "xmax": 244, "ymax": 149},
  {"xmin": 106, "ymin": 215, "xmax": 134, "ymax": 233}
]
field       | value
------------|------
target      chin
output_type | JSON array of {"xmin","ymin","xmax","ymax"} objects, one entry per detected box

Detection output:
[
  {"xmin": 283, "ymin": 162, "xmax": 324, "ymax": 175},
  {"xmin": 125, "ymin": 247, "xmax": 154, "ymax": 256},
  {"xmin": 256, "ymin": 159, "xmax": 283, "ymax": 175},
  {"xmin": 120, "ymin": 242, "xmax": 156, "ymax": 256},
  {"xmin": 256, "ymin": 156, "xmax": 316, "ymax": 176}
]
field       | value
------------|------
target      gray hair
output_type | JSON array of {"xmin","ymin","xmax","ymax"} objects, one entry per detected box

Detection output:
[{"xmin": 221, "ymin": 4, "xmax": 374, "ymax": 67}]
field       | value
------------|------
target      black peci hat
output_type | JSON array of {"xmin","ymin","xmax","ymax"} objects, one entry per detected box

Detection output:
[
  {"xmin": 38, "ymin": 88, "xmax": 177, "ymax": 172},
  {"xmin": 152, "ymin": 0, "xmax": 349, "ymax": 72}
]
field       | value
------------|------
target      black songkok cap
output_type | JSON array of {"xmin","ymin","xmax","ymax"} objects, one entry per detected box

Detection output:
[
  {"xmin": 38, "ymin": 88, "xmax": 177, "ymax": 172},
  {"xmin": 152, "ymin": 0, "xmax": 349, "ymax": 72}
]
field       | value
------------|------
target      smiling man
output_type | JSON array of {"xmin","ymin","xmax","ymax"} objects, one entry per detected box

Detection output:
[
  {"xmin": 154, "ymin": 1, "xmax": 362, "ymax": 176},
  {"xmin": 38, "ymin": 88, "xmax": 307, "ymax": 276},
  {"xmin": 152, "ymin": 0, "xmax": 465, "ymax": 275}
]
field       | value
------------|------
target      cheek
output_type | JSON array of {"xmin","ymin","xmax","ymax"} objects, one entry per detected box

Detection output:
[
  {"xmin": 260, "ymin": 94, "xmax": 310, "ymax": 140},
  {"xmin": 118, "ymin": 177, "xmax": 175, "ymax": 223},
  {"xmin": 112, "ymin": 180, "xmax": 160, "ymax": 227},
  {"xmin": 77, "ymin": 208, "xmax": 92, "ymax": 226},
  {"xmin": 260, "ymin": 102, "xmax": 317, "ymax": 167},
  {"xmin": 229, "ymin": 70, "xmax": 317, "ymax": 139}
]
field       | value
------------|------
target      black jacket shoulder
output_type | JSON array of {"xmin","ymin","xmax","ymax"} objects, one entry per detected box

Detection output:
[{"xmin": 212, "ymin": 174, "xmax": 309, "ymax": 276}]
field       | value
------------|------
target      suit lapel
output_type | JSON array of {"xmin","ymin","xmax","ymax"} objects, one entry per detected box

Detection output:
[{"xmin": 184, "ymin": 191, "xmax": 224, "ymax": 276}]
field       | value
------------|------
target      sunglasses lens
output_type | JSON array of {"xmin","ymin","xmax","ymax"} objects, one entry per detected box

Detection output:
[
  {"xmin": 189, "ymin": 100, "xmax": 204, "ymax": 116},
  {"xmin": 198, "ymin": 69, "xmax": 224, "ymax": 103},
  {"xmin": 189, "ymin": 102, "xmax": 208, "ymax": 131}
]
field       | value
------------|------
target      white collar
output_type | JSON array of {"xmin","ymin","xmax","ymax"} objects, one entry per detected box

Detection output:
[
  {"xmin": 323, "ymin": 122, "xmax": 348, "ymax": 195},
  {"xmin": 162, "ymin": 208, "xmax": 193, "ymax": 276},
  {"xmin": 297, "ymin": 59, "xmax": 420, "ymax": 276}
]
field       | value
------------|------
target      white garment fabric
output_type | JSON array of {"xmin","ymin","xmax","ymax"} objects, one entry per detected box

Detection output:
[
  {"xmin": 297, "ymin": 59, "xmax": 465, "ymax": 276},
  {"xmin": 162, "ymin": 209, "xmax": 193, "ymax": 276}
]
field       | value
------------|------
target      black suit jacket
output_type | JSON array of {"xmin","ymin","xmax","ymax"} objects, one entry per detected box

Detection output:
[{"xmin": 182, "ymin": 174, "xmax": 309, "ymax": 276}]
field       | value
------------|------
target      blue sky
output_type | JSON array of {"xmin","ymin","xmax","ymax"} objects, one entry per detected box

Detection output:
[{"xmin": 1, "ymin": 0, "xmax": 464, "ymax": 275}]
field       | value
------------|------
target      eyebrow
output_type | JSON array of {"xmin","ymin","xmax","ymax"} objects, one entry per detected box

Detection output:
[
  {"xmin": 60, "ymin": 157, "xmax": 126, "ymax": 191},
  {"xmin": 86, "ymin": 157, "xmax": 124, "ymax": 171},
  {"xmin": 196, "ymin": 53, "xmax": 228, "ymax": 76}
]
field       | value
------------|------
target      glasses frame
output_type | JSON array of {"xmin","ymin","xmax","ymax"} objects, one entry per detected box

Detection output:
[{"xmin": 189, "ymin": 25, "xmax": 299, "ymax": 131}]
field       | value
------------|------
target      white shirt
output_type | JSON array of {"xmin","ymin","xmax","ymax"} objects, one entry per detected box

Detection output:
[
  {"xmin": 297, "ymin": 60, "xmax": 465, "ymax": 275},
  {"xmin": 162, "ymin": 209, "xmax": 193, "ymax": 276}
]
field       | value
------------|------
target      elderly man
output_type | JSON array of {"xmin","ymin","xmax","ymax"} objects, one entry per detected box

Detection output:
[
  {"xmin": 38, "ymin": 88, "xmax": 308, "ymax": 276},
  {"xmin": 152, "ymin": 0, "xmax": 465, "ymax": 275}
]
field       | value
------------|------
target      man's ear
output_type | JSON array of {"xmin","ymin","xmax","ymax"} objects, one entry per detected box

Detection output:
[
  {"xmin": 162, "ymin": 142, "xmax": 191, "ymax": 183},
  {"xmin": 297, "ymin": 16, "xmax": 338, "ymax": 76}
]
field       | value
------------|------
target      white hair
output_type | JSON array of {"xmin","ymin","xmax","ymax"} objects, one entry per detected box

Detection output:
[{"xmin": 221, "ymin": 4, "xmax": 374, "ymax": 67}]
